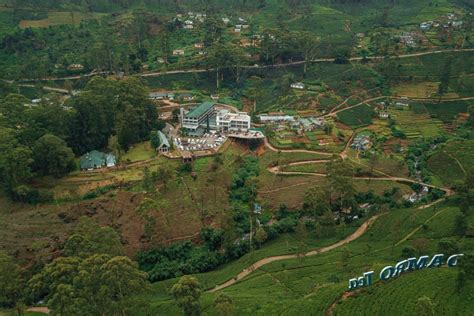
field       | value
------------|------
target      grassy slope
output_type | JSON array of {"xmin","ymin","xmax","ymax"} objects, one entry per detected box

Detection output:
[
  {"xmin": 334, "ymin": 268, "xmax": 474, "ymax": 315},
  {"xmin": 149, "ymin": 201, "xmax": 473, "ymax": 315},
  {"xmin": 427, "ymin": 139, "xmax": 474, "ymax": 186}
]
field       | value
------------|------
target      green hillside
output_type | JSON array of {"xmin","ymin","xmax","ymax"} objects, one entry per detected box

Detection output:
[{"xmin": 148, "ymin": 202, "xmax": 474, "ymax": 315}]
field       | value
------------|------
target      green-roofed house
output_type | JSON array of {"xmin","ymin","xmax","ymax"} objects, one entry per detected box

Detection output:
[
  {"xmin": 80, "ymin": 150, "xmax": 117, "ymax": 171},
  {"xmin": 157, "ymin": 130, "xmax": 171, "ymax": 154},
  {"xmin": 181, "ymin": 101, "xmax": 216, "ymax": 132}
]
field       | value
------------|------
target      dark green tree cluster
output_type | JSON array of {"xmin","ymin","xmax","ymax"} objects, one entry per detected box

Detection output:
[
  {"xmin": 229, "ymin": 156, "xmax": 260, "ymax": 233},
  {"xmin": 1, "ymin": 218, "xmax": 150, "ymax": 314},
  {"xmin": 69, "ymin": 76, "xmax": 158, "ymax": 153},
  {"xmin": 0, "ymin": 76, "xmax": 160, "ymax": 201},
  {"xmin": 137, "ymin": 227, "xmax": 224, "ymax": 282},
  {"xmin": 28, "ymin": 255, "xmax": 149, "ymax": 315}
]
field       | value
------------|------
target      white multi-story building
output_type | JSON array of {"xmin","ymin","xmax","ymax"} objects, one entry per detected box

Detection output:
[
  {"xmin": 181, "ymin": 102, "xmax": 216, "ymax": 132},
  {"xmin": 216, "ymin": 110, "xmax": 251, "ymax": 132}
]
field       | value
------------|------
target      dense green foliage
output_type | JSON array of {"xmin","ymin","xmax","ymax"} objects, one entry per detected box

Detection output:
[
  {"xmin": 28, "ymin": 254, "xmax": 149, "ymax": 315},
  {"xmin": 0, "ymin": 252, "xmax": 22, "ymax": 308},
  {"xmin": 0, "ymin": 76, "xmax": 160, "ymax": 200}
]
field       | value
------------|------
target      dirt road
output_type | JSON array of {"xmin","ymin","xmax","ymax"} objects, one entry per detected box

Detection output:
[
  {"xmin": 14, "ymin": 48, "xmax": 474, "ymax": 82},
  {"xmin": 209, "ymin": 213, "xmax": 384, "ymax": 292}
]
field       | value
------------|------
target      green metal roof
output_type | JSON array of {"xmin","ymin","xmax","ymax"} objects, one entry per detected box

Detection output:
[
  {"xmin": 157, "ymin": 131, "xmax": 170, "ymax": 148},
  {"xmin": 80, "ymin": 150, "xmax": 106, "ymax": 169},
  {"xmin": 80, "ymin": 150, "xmax": 116, "ymax": 169},
  {"xmin": 185, "ymin": 102, "xmax": 215, "ymax": 119}
]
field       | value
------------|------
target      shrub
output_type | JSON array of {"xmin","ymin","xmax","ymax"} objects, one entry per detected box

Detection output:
[{"xmin": 12, "ymin": 185, "xmax": 54, "ymax": 204}]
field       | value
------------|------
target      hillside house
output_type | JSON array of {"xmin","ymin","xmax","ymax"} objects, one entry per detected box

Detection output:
[
  {"xmin": 173, "ymin": 49, "xmax": 185, "ymax": 56},
  {"xmin": 420, "ymin": 22, "xmax": 432, "ymax": 31},
  {"xmin": 68, "ymin": 63, "xmax": 84, "ymax": 70},
  {"xmin": 259, "ymin": 114, "xmax": 295, "ymax": 123},
  {"xmin": 194, "ymin": 42, "xmax": 204, "ymax": 49},
  {"xmin": 80, "ymin": 150, "xmax": 116, "ymax": 171},
  {"xmin": 150, "ymin": 92, "xmax": 175, "ymax": 100},
  {"xmin": 157, "ymin": 131, "xmax": 171, "ymax": 154},
  {"xmin": 351, "ymin": 135, "xmax": 371, "ymax": 151},
  {"xmin": 291, "ymin": 82, "xmax": 305, "ymax": 90},
  {"xmin": 179, "ymin": 93, "xmax": 195, "ymax": 101}
]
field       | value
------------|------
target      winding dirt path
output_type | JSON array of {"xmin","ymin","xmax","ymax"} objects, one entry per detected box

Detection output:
[
  {"xmin": 267, "ymin": 160, "xmax": 452, "ymax": 194},
  {"xmin": 209, "ymin": 213, "xmax": 384, "ymax": 293}
]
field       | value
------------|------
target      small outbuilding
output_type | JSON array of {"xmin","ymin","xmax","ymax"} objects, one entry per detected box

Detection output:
[{"xmin": 157, "ymin": 131, "xmax": 171, "ymax": 154}]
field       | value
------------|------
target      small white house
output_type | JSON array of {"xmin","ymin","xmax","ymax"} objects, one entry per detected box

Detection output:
[
  {"xmin": 173, "ymin": 49, "xmax": 185, "ymax": 56},
  {"xmin": 291, "ymin": 82, "xmax": 305, "ymax": 90},
  {"xmin": 420, "ymin": 22, "xmax": 432, "ymax": 31}
]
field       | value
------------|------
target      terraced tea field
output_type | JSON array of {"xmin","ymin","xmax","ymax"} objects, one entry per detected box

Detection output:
[{"xmin": 388, "ymin": 107, "xmax": 444, "ymax": 139}]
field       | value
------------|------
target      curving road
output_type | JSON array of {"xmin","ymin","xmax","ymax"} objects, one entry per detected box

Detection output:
[{"xmin": 209, "ymin": 213, "xmax": 384, "ymax": 293}]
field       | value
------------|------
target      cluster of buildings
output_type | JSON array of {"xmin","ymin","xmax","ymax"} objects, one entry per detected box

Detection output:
[
  {"xmin": 420, "ymin": 13, "xmax": 464, "ymax": 31},
  {"xmin": 258, "ymin": 113, "xmax": 327, "ymax": 134},
  {"xmin": 351, "ymin": 135, "xmax": 372, "ymax": 151},
  {"xmin": 176, "ymin": 11, "xmax": 207, "ymax": 30},
  {"xmin": 259, "ymin": 114, "xmax": 326, "ymax": 128},
  {"xmin": 149, "ymin": 91, "xmax": 195, "ymax": 101},
  {"xmin": 396, "ymin": 32, "xmax": 422, "ymax": 48},
  {"xmin": 290, "ymin": 117, "xmax": 326, "ymax": 134},
  {"xmin": 406, "ymin": 186, "xmax": 430, "ymax": 203},
  {"xmin": 180, "ymin": 102, "xmax": 255, "ymax": 136},
  {"xmin": 220, "ymin": 16, "xmax": 249, "ymax": 33}
]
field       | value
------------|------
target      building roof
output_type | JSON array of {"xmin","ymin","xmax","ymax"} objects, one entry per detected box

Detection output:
[
  {"xmin": 80, "ymin": 150, "xmax": 115, "ymax": 169},
  {"xmin": 186, "ymin": 102, "xmax": 215, "ymax": 119},
  {"xmin": 106, "ymin": 153, "xmax": 117, "ymax": 166},
  {"xmin": 157, "ymin": 131, "xmax": 170, "ymax": 148}
]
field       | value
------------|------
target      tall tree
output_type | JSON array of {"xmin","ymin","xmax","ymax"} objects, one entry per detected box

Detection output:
[
  {"xmin": 415, "ymin": 296, "xmax": 435, "ymax": 316},
  {"xmin": 438, "ymin": 58, "xmax": 452, "ymax": 99},
  {"xmin": 304, "ymin": 186, "xmax": 331, "ymax": 217},
  {"xmin": 28, "ymin": 254, "xmax": 148, "ymax": 315},
  {"xmin": 207, "ymin": 43, "xmax": 246, "ymax": 89},
  {"xmin": 32, "ymin": 134, "xmax": 76, "ymax": 177},
  {"xmin": 63, "ymin": 217, "xmax": 123, "ymax": 258},
  {"xmin": 326, "ymin": 157, "xmax": 356, "ymax": 211},
  {"xmin": 296, "ymin": 31, "xmax": 320, "ymax": 75},
  {"xmin": 214, "ymin": 293, "xmax": 235, "ymax": 316},
  {"xmin": 170, "ymin": 275, "xmax": 202, "ymax": 316},
  {"xmin": 0, "ymin": 127, "xmax": 33, "ymax": 195},
  {"xmin": 0, "ymin": 251, "xmax": 22, "ymax": 308}
]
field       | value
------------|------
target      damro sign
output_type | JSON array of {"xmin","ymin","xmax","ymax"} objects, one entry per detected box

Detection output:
[{"xmin": 348, "ymin": 253, "xmax": 464, "ymax": 290}]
